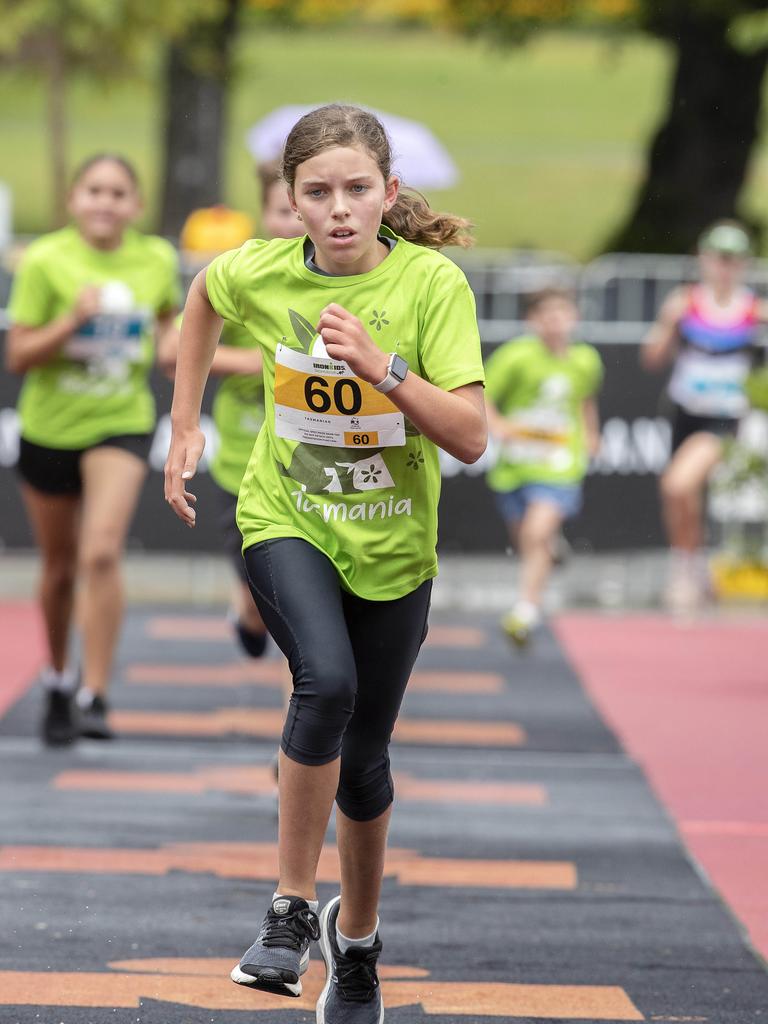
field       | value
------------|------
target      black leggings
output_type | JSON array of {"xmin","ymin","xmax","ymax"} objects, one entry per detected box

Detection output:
[{"xmin": 243, "ymin": 538, "xmax": 431, "ymax": 821}]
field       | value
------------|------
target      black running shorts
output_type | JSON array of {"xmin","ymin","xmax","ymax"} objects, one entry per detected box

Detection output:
[
  {"xmin": 17, "ymin": 434, "xmax": 153, "ymax": 496},
  {"xmin": 670, "ymin": 405, "xmax": 739, "ymax": 454}
]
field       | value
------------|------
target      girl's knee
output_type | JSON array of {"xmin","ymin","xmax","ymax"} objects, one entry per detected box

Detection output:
[
  {"xmin": 519, "ymin": 522, "xmax": 554, "ymax": 550},
  {"xmin": 661, "ymin": 470, "xmax": 695, "ymax": 504},
  {"xmin": 43, "ymin": 557, "xmax": 77, "ymax": 596},
  {"xmin": 79, "ymin": 541, "xmax": 121, "ymax": 576},
  {"xmin": 305, "ymin": 660, "xmax": 356, "ymax": 714},
  {"xmin": 336, "ymin": 753, "xmax": 393, "ymax": 821},
  {"xmin": 281, "ymin": 661, "xmax": 357, "ymax": 764}
]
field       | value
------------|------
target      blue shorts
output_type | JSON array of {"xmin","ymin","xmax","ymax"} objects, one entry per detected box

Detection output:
[{"xmin": 494, "ymin": 483, "xmax": 583, "ymax": 524}]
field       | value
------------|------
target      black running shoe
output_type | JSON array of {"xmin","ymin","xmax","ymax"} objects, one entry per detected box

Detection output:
[
  {"xmin": 232, "ymin": 615, "xmax": 269, "ymax": 658},
  {"xmin": 78, "ymin": 695, "xmax": 114, "ymax": 740},
  {"xmin": 317, "ymin": 896, "xmax": 383, "ymax": 1024},
  {"xmin": 231, "ymin": 894, "xmax": 320, "ymax": 997},
  {"xmin": 41, "ymin": 689, "xmax": 78, "ymax": 747}
]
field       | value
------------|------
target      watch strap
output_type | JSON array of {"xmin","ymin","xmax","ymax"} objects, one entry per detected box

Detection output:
[{"xmin": 373, "ymin": 353, "xmax": 407, "ymax": 394}]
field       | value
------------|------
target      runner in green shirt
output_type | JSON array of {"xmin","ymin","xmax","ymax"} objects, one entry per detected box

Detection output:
[
  {"xmin": 165, "ymin": 104, "xmax": 486, "ymax": 1024},
  {"xmin": 485, "ymin": 288, "xmax": 603, "ymax": 646},
  {"xmin": 6, "ymin": 154, "xmax": 180, "ymax": 745},
  {"xmin": 209, "ymin": 163, "xmax": 305, "ymax": 660}
]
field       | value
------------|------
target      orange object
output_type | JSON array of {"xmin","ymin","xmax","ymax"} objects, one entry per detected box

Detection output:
[{"xmin": 180, "ymin": 204, "xmax": 254, "ymax": 254}]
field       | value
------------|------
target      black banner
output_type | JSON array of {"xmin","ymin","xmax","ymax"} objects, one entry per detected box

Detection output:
[{"xmin": 0, "ymin": 340, "xmax": 670, "ymax": 553}]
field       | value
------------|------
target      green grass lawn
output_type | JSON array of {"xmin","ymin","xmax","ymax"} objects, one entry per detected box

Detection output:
[{"xmin": 2, "ymin": 27, "xmax": 768, "ymax": 258}]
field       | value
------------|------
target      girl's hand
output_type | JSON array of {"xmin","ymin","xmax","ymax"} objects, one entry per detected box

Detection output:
[
  {"xmin": 164, "ymin": 425, "xmax": 205, "ymax": 528},
  {"xmin": 73, "ymin": 286, "xmax": 102, "ymax": 325},
  {"xmin": 317, "ymin": 303, "xmax": 388, "ymax": 384}
]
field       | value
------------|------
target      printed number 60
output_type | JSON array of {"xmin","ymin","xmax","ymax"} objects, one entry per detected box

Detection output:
[{"xmin": 304, "ymin": 376, "xmax": 363, "ymax": 416}]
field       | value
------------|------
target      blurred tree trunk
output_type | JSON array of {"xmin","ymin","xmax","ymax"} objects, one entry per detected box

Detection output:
[
  {"xmin": 159, "ymin": 0, "xmax": 241, "ymax": 238},
  {"xmin": 47, "ymin": 33, "xmax": 68, "ymax": 227},
  {"xmin": 605, "ymin": 20, "xmax": 768, "ymax": 253}
]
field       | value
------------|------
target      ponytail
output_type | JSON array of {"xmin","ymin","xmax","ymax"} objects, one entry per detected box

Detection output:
[{"xmin": 383, "ymin": 188, "xmax": 473, "ymax": 250}]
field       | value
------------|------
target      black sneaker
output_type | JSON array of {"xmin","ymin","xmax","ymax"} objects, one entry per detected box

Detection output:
[
  {"xmin": 41, "ymin": 689, "xmax": 78, "ymax": 747},
  {"xmin": 230, "ymin": 611, "xmax": 269, "ymax": 659},
  {"xmin": 231, "ymin": 894, "xmax": 320, "ymax": 997},
  {"xmin": 78, "ymin": 695, "xmax": 114, "ymax": 740},
  {"xmin": 317, "ymin": 895, "xmax": 383, "ymax": 1024}
]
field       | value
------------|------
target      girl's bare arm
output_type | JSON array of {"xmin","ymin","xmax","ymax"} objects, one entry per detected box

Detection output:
[
  {"xmin": 164, "ymin": 270, "xmax": 223, "ymax": 526},
  {"xmin": 641, "ymin": 288, "xmax": 687, "ymax": 372}
]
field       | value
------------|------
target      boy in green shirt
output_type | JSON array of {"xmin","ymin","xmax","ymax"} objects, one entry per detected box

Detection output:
[{"xmin": 485, "ymin": 288, "xmax": 603, "ymax": 645}]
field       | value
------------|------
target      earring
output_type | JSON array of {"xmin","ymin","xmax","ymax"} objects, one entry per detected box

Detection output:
[{"xmin": 296, "ymin": 213, "xmax": 302, "ymax": 221}]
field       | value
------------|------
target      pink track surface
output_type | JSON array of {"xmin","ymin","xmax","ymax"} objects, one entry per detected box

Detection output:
[
  {"xmin": 0, "ymin": 602, "xmax": 43, "ymax": 717},
  {"xmin": 555, "ymin": 612, "xmax": 768, "ymax": 963}
]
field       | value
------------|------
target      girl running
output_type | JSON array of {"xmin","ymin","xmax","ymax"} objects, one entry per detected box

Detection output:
[
  {"xmin": 6, "ymin": 154, "xmax": 180, "ymax": 745},
  {"xmin": 642, "ymin": 220, "xmax": 768, "ymax": 611},
  {"xmin": 165, "ymin": 104, "xmax": 486, "ymax": 1024},
  {"xmin": 209, "ymin": 164, "xmax": 304, "ymax": 659}
]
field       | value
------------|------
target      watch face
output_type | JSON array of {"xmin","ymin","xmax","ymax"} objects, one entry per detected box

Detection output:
[{"xmin": 390, "ymin": 354, "xmax": 408, "ymax": 382}]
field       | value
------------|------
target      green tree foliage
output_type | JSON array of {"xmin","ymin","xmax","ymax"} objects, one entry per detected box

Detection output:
[
  {"xmin": 0, "ymin": 0, "xmax": 222, "ymax": 71},
  {"xmin": 0, "ymin": 0, "xmax": 223, "ymax": 222},
  {"xmin": 444, "ymin": 0, "xmax": 635, "ymax": 42},
  {"xmin": 446, "ymin": 1, "xmax": 768, "ymax": 254}
]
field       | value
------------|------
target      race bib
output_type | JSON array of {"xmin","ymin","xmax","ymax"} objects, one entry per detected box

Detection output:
[
  {"xmin": 503, "ymin": 407, "xmax": 574, "ymax": 470},
  {"xmin": 64, "ymin": 313, "xmax": 146, "ymax": 369},
  {"xmin": 669, "ymin": 350, "xmax": 750, "ymax": 418},
  {"xmin": 274, "ymin": 344, "xmax": 405, "ymax": 449}
]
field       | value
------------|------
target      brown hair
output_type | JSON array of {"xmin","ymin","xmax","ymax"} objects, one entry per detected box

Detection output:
[
  {"xmin": 70, "ymin": 153, "xmax": 140, "ymax": 190},
  {"xmin": 281, "ymin": 104, "xmax": 472, "ymax": 249},
  {"xmin": 525, "ymin": 287, "xmax": 577, "ymax": 316},
  {"xmin": 256, "ymin": 160, "xmax": 282, "ymax": 206}
]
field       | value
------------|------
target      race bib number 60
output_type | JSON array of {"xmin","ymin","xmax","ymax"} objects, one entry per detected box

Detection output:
[{"xmin": 274, "ymin": 344, "xmax": 405, "ymax": 448}]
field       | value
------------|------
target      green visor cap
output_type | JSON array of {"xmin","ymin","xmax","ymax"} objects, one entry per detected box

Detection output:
[{"xmin": 699, "ymin": 223, "xmax": 752, "ymax": 257}]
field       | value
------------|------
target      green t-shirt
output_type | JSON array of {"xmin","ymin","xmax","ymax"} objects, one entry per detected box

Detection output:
[
  {"xmin": 485, "ymin": 335, "xmax": 603, "ymax": 491},
  {"xmin": 210, "ymin": 322, "xmax": 266, "ymax": 496},
  {"xmin": 8, "ymin": 226, "xmax": 179, "ymax": 448},
  {"xmin": 206, "ymin": 229, "xmax": 484, "ymax": 601}
]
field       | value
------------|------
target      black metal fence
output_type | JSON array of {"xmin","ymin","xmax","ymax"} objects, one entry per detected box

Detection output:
[{"xmin": 2, "ymin": 249, "xmax": 766, "ymax": 553}]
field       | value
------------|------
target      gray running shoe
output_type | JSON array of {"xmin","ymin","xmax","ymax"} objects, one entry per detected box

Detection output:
[
  {"xmin": 78, "ymin": 695, "xmax": 114, "ymax": 740},
  {"xmin": 231, "ymin": 894, "xmax": 320, "ymax": 997},
  {"xmin": 317, "ymin": 895, "xmax": 383, "ymax": 1024}
]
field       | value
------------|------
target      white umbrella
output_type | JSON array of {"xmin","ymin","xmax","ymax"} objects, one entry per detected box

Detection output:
[{"xmin": 246, "ymin": 104, "xmax": 459, "ymax": 191}]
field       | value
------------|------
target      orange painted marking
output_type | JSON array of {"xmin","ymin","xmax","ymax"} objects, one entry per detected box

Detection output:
[
  {"xmin": 425, "ymin": 624, "xmax": 486, "ymax": 648},
  {"xmin": 0, "ymin": 958, "xmax": 642, "ymax": 1018},
  {"xmin": 396, "ymin": 775, "xmax": 544, "ymax": 805},
  {"xmin": 146, "ymin": 616, "xmax": 487, "ymax": 649},
  {"xmin": 125, "ymin": 662, "xmax": 503, "ymax": 694},
  {"xmin": 111, "ymin": 707, "xmax": 286, "ymax": 737},
  {"xmin": 109, "ymin": 958, "xmax": 430, "ymax": 978},
  {"xmin": 393, "ymin": 717, "xmax": 525, "ymax": 746},
  {"xmin": 126, "ymin": 661, "xmax": 286, "ymax": 686},
  {"xmin": 54, "ymin": 765, "xmax": 278, "ymax": 795},
  {"xmin": 53, "ymin": 764, "xmax": 547, "ymax": 805},
  {"xmin": 109, "ymin": 708, "xmax": 527, "ymax": 746},
  {"xmin": 147, "ymin": 616, "xmax": 232, "ymax": 640},
  {"xmin": 0, "ymin": 841, "xmax": 576, "ymax": 889},
  {"xmin": 410, "ymin": 671, "xmax": 503, "ymax": 693}
]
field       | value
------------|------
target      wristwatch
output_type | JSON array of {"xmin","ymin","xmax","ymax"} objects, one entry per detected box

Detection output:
[{"xmin": 373, "ymin": 353, "xmax": 409, "ymax": 394}]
